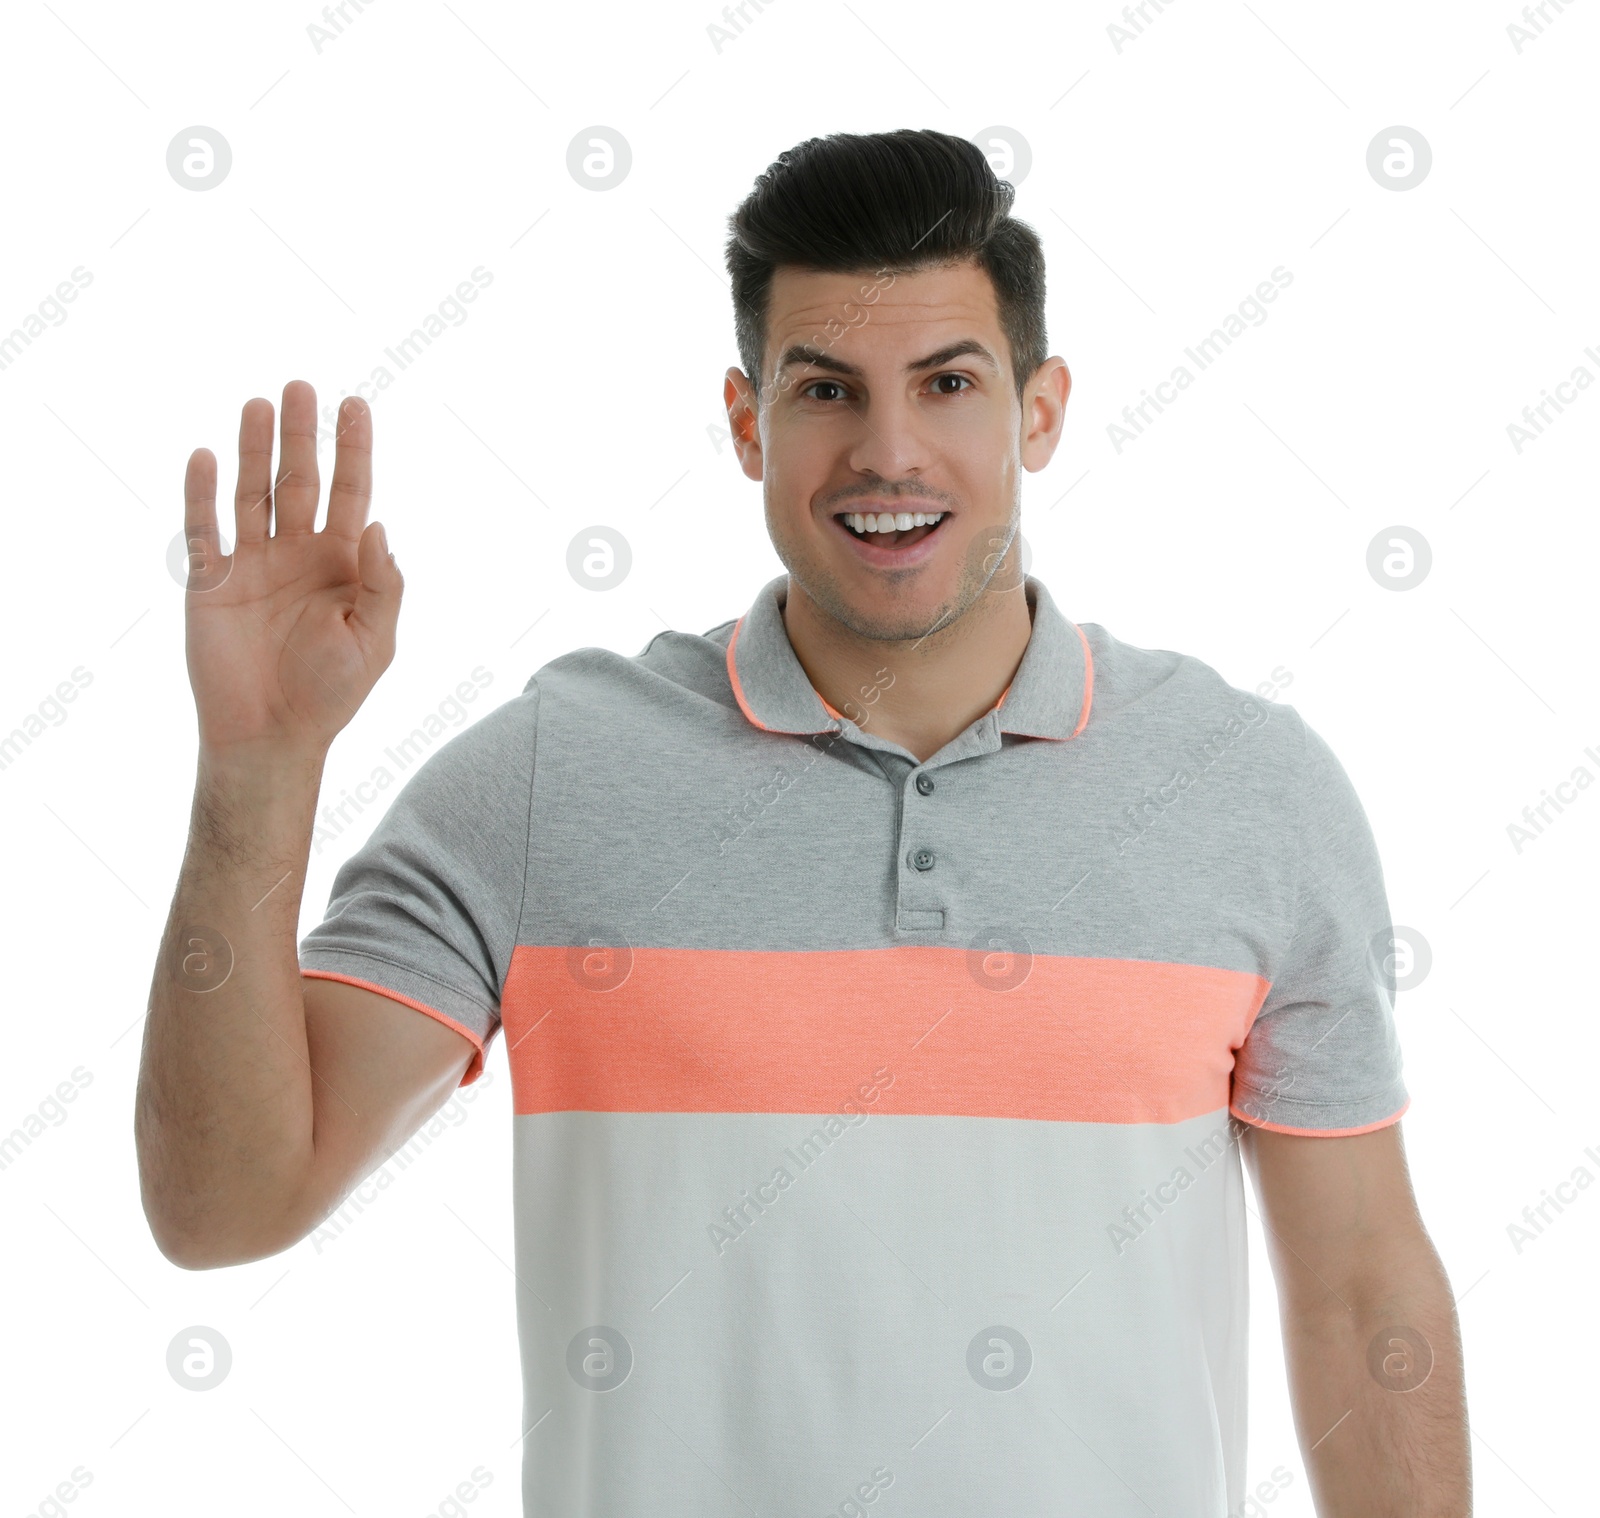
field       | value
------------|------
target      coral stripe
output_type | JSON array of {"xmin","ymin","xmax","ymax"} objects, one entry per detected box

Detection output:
[
  {"xmin": 301, "ymin": 969, "xmax": 489, "ymax": 1085},
  {"xmin": 1228, "ymin": 1099, "xmax": 1409, "ymax": 1138},
  {"xmin": 501, "ymin": 946, "xmax": 1268, "ymax": 1123}
]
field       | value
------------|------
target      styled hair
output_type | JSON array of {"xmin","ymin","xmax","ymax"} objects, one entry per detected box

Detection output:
[{"xmin": 725, "ymin": 128, "xmax": 1047, "ymax": 405}]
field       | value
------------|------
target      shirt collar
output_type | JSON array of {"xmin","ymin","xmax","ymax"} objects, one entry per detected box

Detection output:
[{"xmin": 725, "ymin": 574, "xmax": 1094, "ymax": 743}]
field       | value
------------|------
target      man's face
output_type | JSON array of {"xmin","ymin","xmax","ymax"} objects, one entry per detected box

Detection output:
[{"xmin": 724, "ymin": 259, "xmax": 1068, "ymax": 643}]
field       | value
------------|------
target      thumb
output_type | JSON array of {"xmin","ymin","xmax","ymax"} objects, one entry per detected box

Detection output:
[{"xmin": 350, "ymin": 520, "xmax": 403, "ymax": 652}]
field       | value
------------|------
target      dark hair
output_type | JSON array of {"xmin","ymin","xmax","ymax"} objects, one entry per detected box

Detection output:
[{"xmin": 725, "ymin": 128, "xmax": 1047, "ymax": 406}]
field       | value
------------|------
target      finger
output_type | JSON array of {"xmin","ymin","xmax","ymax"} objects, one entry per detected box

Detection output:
[
  {"xmin": 183, "ymin": 447, "xmax": 221, "ymax": 578},
  {"xmin": 234, "ymin": 397, "xmax": 275, "ymax": 545},
  {"xmin": 349, "ymin": 519, "xmax": 402, "ymax": 662},
  {"xmin": 184, "ymin": 446, "xmax": 217, "ymax": 533},
  {"xmin": 324, "ymin": 395, "xmax": 373, "ymax": 541},
  {"xmin": 274, "ymin": 379, "xmax": 321, "ymax": 535}
]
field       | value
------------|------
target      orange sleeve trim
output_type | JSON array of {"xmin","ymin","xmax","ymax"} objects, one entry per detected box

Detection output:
[
  {"xmin": 1228, "ymin": 1097, "xmax": 1409, "ymax": 1137},
  {"xmin": 300, "ymin": 968, "xmax": 488, "ymax": 1085}
]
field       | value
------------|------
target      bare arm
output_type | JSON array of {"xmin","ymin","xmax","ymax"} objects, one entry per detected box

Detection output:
[
  {"xmin": 1241, "ymin": 1122, "xmax": 1471, "ymax": 1515},
  {"xmin": 136, "ymin": 381, "xmax": 474, "ymax": 1268}
]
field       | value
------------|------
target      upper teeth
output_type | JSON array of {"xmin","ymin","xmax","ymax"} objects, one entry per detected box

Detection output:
[{"xmin": 845, "ymin": 511, "xmax": 943, "ymax": 534}]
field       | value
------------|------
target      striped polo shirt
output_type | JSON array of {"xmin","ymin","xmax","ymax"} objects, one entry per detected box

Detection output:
[{"xmin": 299, "ymin": 572, "xmax": 1408, "ymax": 1516}]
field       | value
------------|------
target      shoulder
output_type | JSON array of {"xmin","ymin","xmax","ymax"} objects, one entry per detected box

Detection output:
[
  {"xmin": 524, "ymin": 616, "xmax": 745, "ymax": 732},
  {"xmin": 1077, "ymin": 619, "xmax": 1321, "ymax": 787},
  {"xmin": 380, "ymin": 680, "xmax": 542, "ymax": 812}
]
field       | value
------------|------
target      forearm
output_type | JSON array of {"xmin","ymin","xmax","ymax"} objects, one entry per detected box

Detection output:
[
  {"xmin": 1283, "ymin": 1241, "xmax": 1470, "ymax": 1515},
  {"xmin": 135, "ymin": 745, "xmax": 327, "ymax": 1267}
]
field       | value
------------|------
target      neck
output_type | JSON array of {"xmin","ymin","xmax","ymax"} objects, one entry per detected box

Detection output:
[{"xmin": 781, "ymin": 569, "xmax": 1035, "ymax": 764}]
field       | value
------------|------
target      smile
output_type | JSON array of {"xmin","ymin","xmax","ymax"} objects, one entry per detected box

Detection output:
[{"xmin": 833, "ymin": 508, "xmax": 948, "ymax": 553}]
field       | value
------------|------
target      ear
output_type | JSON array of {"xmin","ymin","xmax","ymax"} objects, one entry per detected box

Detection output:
[
  {"xmin": 724, "ymin": 368, "xmax": 764, "ymax": 482},
  {"xmin": 1019, "ymin": 357, "xmax": 1071, "ymax": 473}
]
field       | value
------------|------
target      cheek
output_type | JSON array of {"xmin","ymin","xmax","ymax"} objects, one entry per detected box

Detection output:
[
  {"xmin": 943, "ymin": 430, "xmax": 1015, "ymax": 498},
  {"xmin": 762, "ymin": 423, "xmax": 833, "ymax": 495}
]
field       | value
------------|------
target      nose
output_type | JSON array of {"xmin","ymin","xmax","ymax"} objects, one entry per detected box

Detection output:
[{"xmin": 845, "ymin": 388, "xmax": 933, "ymax": 483}]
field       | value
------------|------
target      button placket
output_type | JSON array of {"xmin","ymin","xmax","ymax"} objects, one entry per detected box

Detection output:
[{"xmin": 896, "ymin": 761, "xmax": 948, "ymax": 931}]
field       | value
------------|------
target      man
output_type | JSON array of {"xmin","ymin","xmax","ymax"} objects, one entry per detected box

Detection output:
[{"xmin": 136, "ymin": 128, "xmax": 1469, "ymax": 1514}]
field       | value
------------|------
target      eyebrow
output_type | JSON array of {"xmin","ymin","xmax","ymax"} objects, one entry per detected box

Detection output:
[{"xmin": 774, "ymin": 338, "xmax": 1001, "ymax": 381}]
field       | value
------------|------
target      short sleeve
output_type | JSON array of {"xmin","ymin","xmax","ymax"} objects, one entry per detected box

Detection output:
[
  {"xmin": 298, "ymin": 684, "xmax": 538, "ymax": 1085},
  {"xmin": 1230, "ymin": 718, "xmax": 1409, "ymax": 1135}
]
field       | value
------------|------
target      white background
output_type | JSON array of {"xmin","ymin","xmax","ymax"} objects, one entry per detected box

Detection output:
[{"xmin": 1, "ymin": 1, "xmax": 1595, "ymax": 1513}]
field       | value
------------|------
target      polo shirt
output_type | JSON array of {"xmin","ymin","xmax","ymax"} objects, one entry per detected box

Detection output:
[{"xmin": 298, "ymin": 572, "xmax": 1409, "ymax": 1517}]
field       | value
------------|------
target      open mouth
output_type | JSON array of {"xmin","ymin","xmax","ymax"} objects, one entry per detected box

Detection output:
[{"xmin": 834, "ymin": 508, "xmax": 948, "ymax": 551}]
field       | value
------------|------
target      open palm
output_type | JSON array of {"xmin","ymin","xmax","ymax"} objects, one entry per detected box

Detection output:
[{"xmin": 183, "ymin": 380, "xmax": 402, "ymax": 762}]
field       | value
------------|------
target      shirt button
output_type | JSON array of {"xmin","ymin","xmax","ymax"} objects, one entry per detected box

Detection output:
[
  {"xmin": 915, "ymin": 773, "xmax": 935, "ymax": 796},
  {"xmin": 909, "ymin": 848, "xmax": 936, "ymax": 872}
]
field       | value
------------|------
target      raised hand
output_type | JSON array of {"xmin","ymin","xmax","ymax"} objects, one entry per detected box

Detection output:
[{"xmin": 182, "ymin": 380, "xmax": 402, "ymax": 764}]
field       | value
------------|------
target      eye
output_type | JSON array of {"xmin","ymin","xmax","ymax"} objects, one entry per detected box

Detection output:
[
  {"xmin": 931, "ymin": 373, "xmax": 974, "ymax": 395},
  {"xmin": 801, "ymin": 379, "xmax": 850, "ymax": 402}
]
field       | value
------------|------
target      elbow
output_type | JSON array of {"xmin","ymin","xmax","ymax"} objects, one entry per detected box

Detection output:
[
  {"xmin": 147, "ymin": 1220, "xmax": 242, "ymax": 1271},
  {"xmin": 139, "ymin": 1172, "xmax": 302, "ymax": 1270},
  {"xmin": 135, "ymin": 1117, "xmax": 306, "ymax": 1269},
  {"xmin": 146, "ymin": 1211, "xmax": 298, "ymax": 1270}
]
